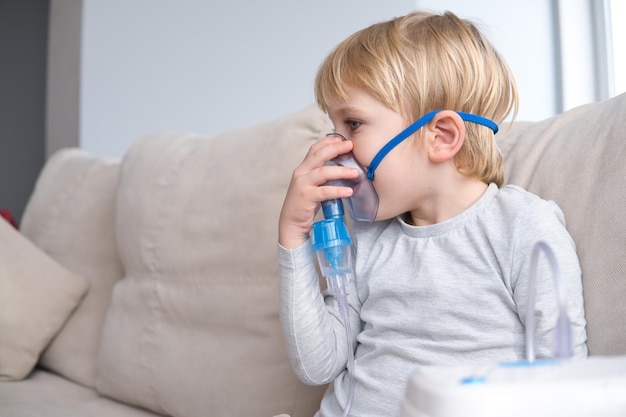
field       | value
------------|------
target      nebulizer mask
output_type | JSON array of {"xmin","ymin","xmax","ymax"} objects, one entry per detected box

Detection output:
[
  {"xmin": 322, "ymin": 132, "xmax": 379, "ymax": 221},
  {"xmin": 310, "ymin": 111, "xmax": 499, "ymax": 416}
]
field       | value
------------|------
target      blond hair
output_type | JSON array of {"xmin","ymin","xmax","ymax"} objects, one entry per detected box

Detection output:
[{"xmin": 315, "ymin": 11, "xmax": 519, "ymax": 186}]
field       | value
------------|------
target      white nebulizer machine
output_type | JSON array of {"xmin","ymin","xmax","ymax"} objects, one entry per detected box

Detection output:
[{"xmin": 400, "ymin": 243, "xmax": 626, "ymax": 417}]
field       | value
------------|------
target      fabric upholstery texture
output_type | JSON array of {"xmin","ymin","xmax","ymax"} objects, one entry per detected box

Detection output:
[
  {"xmin": 497, "ymin": 92, "xmax": 626, "ymax": 355},
  {"xmin": 0, "ymin": 218, "xmax": 89, "ymax": 381},
  {"xmin": 96, "ymin": 106, "xmax": 331, "ymax": 417},
  {"xmin": 19, "ymin": 148, "xmax": 124, "ymax": 387},
  {"xmin": 0, "ymin": 370, "xmax": 159, "ymax": 417}
]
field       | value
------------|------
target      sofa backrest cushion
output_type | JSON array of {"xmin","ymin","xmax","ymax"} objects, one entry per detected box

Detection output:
[
  {"xmin": 497, "ymin": 92, "xmax": 626, "ymax": 356},
  {"xmin": 0, "ymin": 217, "xmax": 88, "ymax": 381},
  {"xmin": 96, "ymin": 105, "xmax": 331, "ymax": 417},
  {"xmin": 20, "ymin": 149, "xmax": 124, "ymax": 387}
]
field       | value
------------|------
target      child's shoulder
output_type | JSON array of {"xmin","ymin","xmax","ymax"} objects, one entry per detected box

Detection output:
[
  {"xmin": 497, "ymin": 183, "xmax": 555, "ymax": 205},
  {"xmin": 495, "ymin": 184, "xmax": 566, "ymax": 224}
]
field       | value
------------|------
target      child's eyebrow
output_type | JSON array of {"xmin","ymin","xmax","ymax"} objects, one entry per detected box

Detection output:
[{"xmin": 330, "ymin": 105, "xmax": 366, "ymax": 118}]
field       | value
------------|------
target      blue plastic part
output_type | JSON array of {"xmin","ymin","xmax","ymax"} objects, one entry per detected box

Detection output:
[
  {"xmin": 321, "ymin": 198, "xmax": 345, "ymax": 219},
  {"xmin": 311, "ymin": 218, "xmax": 351, "ymax": 249},
  {"xmin": 498, "ymin": 358, "xmax": 560, "ymax": 368},
  {"xmin": 312, "ymin": 199, "xmax": 353, "ymax": 271},
  {"xmin": 459, "ymin": 375, "xmax": 487, "ymax": 385}
]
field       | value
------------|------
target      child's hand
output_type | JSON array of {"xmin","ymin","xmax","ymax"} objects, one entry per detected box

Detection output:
[{"xmin": 279, "ymin": 134, "xmax": 359, "ymax": 249}]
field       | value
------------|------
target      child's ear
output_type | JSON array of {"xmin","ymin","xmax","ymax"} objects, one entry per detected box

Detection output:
[{"xmin": 425, "ymin": 110, "xmax": 465, "ymax": 164}]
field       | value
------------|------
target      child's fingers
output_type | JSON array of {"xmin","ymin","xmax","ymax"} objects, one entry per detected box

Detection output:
[
  {"xmin": 301, "ymin": 135, "xmax": 353, "ymax": 170},
  {"xmin": 312, "ymin": 165, "xmax": 360, "ymax": 187},
  {"xmin": 317, "ymin": 184, "xmax": 354, "ymax": 201}
]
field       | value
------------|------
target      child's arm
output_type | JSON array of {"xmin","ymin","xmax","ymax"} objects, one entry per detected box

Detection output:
[
  {"xmin": 278, "ymin": 240, "xmax": 361, "ymax": 385},
  {"xmin": 512, "ymin": 199, "xmax": 587, "ymax": 359},
  {"xmin": 277, "ymin": 135, "xmax": 362, "ymax": 384}
]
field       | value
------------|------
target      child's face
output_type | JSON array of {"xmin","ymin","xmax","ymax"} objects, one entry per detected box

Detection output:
[{"xmin": 326, "ymin": 86, "xmax": 431, "ymax": 221}]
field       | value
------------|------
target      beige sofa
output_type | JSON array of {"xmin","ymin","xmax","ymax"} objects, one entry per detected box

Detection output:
[{"xmin": 1, "ymin": 93, "xmax": 625, "ymax": 416}]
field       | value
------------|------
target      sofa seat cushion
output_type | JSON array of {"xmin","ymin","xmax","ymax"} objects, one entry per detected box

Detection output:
[
  {"xmin": 497, "ymin": 92, "xmax": 626, "ymax": 355},
  {"xmin": 96, "ymin": 106, "xmax": 330, "ymax": 417},
  {"xmin": 0, "ymin": 369, "xmax": 160, "ymax": 417},
  {"xmin": 20, "ymin": 149, "xmax": 124, "ymax": 387}
]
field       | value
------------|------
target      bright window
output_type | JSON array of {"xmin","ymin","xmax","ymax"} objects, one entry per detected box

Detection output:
[{"xmin": 610, "ymin": 0, "xmax": 625, "ymax": 95}]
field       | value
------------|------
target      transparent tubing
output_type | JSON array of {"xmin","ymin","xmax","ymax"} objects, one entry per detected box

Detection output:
[
  {"xmin": 327, "ymin": 274, "xmax": 355, "ymax": 417},
  {"xmin": 311, "ymin": 199, "xmax": 356, "ymax": 417},
  {"xmin": 525, "ymin": 241, "xmax": 573, "ymax": 362}
]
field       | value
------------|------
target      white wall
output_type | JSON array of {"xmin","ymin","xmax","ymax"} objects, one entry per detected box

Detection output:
[
  {"xmin": 416, "ymin": 0, "xmax": 559, "ymax": 120},
  {"xmin": 79, "ymin": 0, "xmax": 416, "ymax": 157},
  {"xmin": 417, "ymin": 0, "xmax": 612, "ymax": 115},
  {"xmin": 49, "ymin": 0, "xmax": 607, "ymax": 158}
]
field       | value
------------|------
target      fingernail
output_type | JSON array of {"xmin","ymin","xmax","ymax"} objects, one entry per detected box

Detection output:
[{"xmin": 326, "ymin": 132, "xmax": 347, "ymax": 141}]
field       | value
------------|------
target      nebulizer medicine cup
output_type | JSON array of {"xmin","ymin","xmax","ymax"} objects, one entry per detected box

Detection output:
[{"xmin": 311, "ymin": 218, "xmax": 353, "ymax": 276}]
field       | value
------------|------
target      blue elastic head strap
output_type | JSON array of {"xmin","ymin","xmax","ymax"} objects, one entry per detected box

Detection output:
[{"xmin": 366, "ymin": 110, "xmax": 499, "ymax": 181}]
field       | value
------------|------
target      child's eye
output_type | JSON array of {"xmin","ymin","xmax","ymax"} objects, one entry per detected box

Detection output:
[{"xmin": 346, "ymin": 119, "xmax": 362, "ymax": 131}]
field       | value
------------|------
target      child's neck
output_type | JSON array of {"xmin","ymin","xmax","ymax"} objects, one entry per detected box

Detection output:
[{"xmin": 407, "ymin": 177, "xmax": 489, "ymax": 226}]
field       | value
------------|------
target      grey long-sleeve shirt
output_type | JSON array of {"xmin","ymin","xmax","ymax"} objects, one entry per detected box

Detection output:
[{"xmin": 279, "ymin": 184, "xmax": 587, "ymax": 417}]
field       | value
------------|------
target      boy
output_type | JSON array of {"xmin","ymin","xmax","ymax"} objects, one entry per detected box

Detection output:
[{"xmin": 278, "ymin": 10, "xmax": 587, "ymax": 417}]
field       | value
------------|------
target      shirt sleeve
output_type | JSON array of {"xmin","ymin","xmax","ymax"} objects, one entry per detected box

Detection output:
[
  {"xmin": 278, "ymin": 240, "xmax": 362, "ymax": 385},
  {"xmin": 510, "ymin": 198, "xmax": 588, "ymax": 359}
]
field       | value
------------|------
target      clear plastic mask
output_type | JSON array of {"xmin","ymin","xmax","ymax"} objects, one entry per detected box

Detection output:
[{"xmin": 324, "ymin": 133, "xmax": 379, "ymax": 222}]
